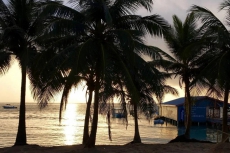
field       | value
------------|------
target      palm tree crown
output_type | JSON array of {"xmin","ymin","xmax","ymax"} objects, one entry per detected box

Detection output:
[{"xmin": 151, "ymin": 13, "xmax": 205, "ymax": 139}]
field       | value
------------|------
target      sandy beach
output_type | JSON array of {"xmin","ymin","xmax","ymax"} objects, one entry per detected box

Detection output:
[{"xmin": 0, "ymin": 142, "xmax": 229, "ymax": 153}]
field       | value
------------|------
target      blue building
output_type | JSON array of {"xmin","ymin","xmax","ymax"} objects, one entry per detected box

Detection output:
[{"xmin": 159, "ymin": 96, "xmax": 230, "ymax": 126}]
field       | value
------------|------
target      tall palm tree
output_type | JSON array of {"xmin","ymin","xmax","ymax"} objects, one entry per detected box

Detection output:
[
  {"xmin": 31, "ymin": 0, "xmax": 169, "ymax": 147},
  {"xmin": 59, "ymin": 63, "xmax": 97, "ymax": 145},
  {"xmin": 152, "ymin": 13, "xmax": 205, "ymax": 139},
  {"xmin": 72, "ymin": 1, "xmax": 169, "ymax": 147},
  {"xmin": 29, "ymin": 46, "xmax": 95, "ymax": 145},
  {"xmin": 101, "ymin": 53, "xmax": 178, "ymax": 143},
  {"xmin": 0, "ymin": 0, "xmax": 62, "ymax": 145},
  {"xmin": 128, "ymin": 55, "xmax": 178, "ymax": 143},
  {"xmin": 190, "ymin": 3, "xmax": 230, "ymax": 142}
]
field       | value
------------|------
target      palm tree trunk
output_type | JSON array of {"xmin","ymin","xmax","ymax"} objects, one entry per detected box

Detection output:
[
  {"xmin": 82, "ymin": 89, "xmax": 93, "ymax": 144},
  {"xmin": 132, "ymin": 101, "xmax": 141, "ymax": 143},
  {"xmin": 222, "ymin": 85, "xmax": 229, "ymax": 142},
  {"xmin": 184, "ymin": 80, "xmax": 191, "ymax": 139},
  {"xmin": 85, "ymin": 67, "xmax": 100, "ymax": 148},
  {"xmin": 14, "ymin": 59, "xmax": 27, "ymax": 146}
]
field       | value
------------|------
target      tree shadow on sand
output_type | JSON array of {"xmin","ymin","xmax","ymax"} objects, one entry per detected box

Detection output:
[{"xmin": 168, "ymin": 135, "xmax": 214, "ymax": 143}]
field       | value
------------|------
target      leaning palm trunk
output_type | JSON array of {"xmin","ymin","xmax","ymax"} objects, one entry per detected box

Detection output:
[
  {"xmin": 132, "ymin": 101, "xmax": 141, "ymax": 143},
  {"xmin": 184, "ymin": 79, "xmax": 192, "ymax": 139},
  {"xmin": 82, "ymin": 89, "xmax": 93, "ymax": 144},
  {"xmin": 222, "ymin": 85, "xmax": 229, "ymax": 142},
  {"xmin": 15, "ymin": 51, "xmax": 27, "ymax": 145},
  {"xmin": 85, "ymin": 66, "xmax": 101, "ymax": 148}
]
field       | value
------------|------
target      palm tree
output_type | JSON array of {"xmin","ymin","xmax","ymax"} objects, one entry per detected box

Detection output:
[
  {"xmin": 190, "ymin": 3, "xmax": 230, "ymax": 142},
  {"xmin": 73, "ymin": 1, "xmax": 169, "ymax": 147},
  {"xmin": 0, "ymin": 0, "xmax": 63, "ymax": 145},
  {"xmin": 152, "ymin": 13, "xmax": 205, "ymax": 139},
  {"xmin": 100, "ymin": 53, "xmax": 178, "ymax": 143},
  {"xmin": 31, "ymin": 0, "xmax": 170, "ymax": 147},
  {"xmin": 29, "ymin": 47, "xmax": 95, "ymax": 145},
  {"xmin": 60, "ymin": 64, "xmax": 97, "ymax": 145},
  {"xmin": 127, "ymin": 55, "xmax": 178, "ymax": 143}
]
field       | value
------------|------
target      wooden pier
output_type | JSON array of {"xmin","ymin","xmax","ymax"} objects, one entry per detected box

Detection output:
[
  {"xmin": 206, "ymin": 118, "xmax": 230, "ymax": 130},
  {"xmin": 161, "ymin": 116, "xmax": 230, "ymax": 130}
]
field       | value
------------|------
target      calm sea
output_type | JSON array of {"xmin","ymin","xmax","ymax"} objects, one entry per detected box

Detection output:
[{"xmin": 0, "ymin": 103, "xmax": 218, "ymax": 148}]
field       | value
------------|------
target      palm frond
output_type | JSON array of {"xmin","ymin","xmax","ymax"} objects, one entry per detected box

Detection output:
[{"xmin": 0, "ymin": 46, "xmax": 11, "ymax": 75}]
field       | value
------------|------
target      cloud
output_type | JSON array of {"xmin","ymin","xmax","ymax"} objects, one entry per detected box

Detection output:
[{"xmin": 137, "ymin": 0, "xmax": 224, "ymax": 24}]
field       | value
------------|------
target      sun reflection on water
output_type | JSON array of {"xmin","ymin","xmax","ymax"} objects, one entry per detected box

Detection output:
[{"xmin": 63, "ymin": 104, "xmax": 78, "ymax": 145}]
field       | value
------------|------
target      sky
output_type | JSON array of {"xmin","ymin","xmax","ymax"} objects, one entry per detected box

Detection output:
[{"xmin": 0, "ymin": 0, "xmax": 226, "ymax": 103}]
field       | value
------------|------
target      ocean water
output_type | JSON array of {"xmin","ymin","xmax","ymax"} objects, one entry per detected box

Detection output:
[{"xmin": 0, "ymin": 103, "xmax": 218, "ymax": 148}]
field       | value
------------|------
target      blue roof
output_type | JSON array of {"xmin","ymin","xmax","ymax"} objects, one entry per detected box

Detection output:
[
  {"xmin": 163, "ymin": 97, "xmax": 185, "ymax": 106},
  {"xmin": 162, "ymin": 96, "xmax": 216, "ymax": 106}
]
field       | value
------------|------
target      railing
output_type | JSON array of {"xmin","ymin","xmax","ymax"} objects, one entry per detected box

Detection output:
[
  {"xmin": 216, "ymin": 130, "xmax": 230, "ymax": 143},
  {"xmin": 208, "ymin": 130, "xmax": 230, "ymax": 153}
]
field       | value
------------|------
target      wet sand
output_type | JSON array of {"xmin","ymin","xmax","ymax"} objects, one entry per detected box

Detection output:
[{"xmin": 0, "ymin": 142, "xmax": 229, "ymax": 153}]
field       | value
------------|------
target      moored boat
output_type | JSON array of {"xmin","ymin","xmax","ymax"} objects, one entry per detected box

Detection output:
[{"xmin": 2, "ymin": 104, "xmax": 17, "ymax": 109}]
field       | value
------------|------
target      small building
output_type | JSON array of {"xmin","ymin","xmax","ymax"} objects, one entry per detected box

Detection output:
[
  {"xmin": 159, "ymin": 96, "xmax": 230, "ymax": 126},
  {"xmin": 112, "ymin": 108, "xmax": 125, "ymax": 118}
]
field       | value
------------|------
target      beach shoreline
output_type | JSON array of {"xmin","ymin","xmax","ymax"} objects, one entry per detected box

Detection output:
[{"xmin": 0, "ymin": 142, "xmax": 229, "ymax": 153}]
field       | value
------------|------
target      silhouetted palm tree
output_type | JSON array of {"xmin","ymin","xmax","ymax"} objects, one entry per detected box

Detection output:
[
  {"xmin": 31, "ymin": 0, "xmax": 169, "ymax": 147},
  {"xmin": 30, "ymin": 48, "xmax": 95, "ymax": 145},
  {"xmin": 0, "ymin": 0, "xmax": 64, "ymax": 145},
  {"xmin": 128, "ymin": 55, "xmax": 178, "ymax": 143},
  {"xmin": 102, "ymin": 54, "xmax": 178, "ymax": 143},
  {"xmin": 191, "ymin": 3, "xmax": 230, "ymax": 142},
  {"xmin": 152, "ymin": 13, "xmax": 205, "ymax": 139}
]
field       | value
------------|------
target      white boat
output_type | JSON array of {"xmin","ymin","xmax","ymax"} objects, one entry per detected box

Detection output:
[{"xmin": 2, "ymin": 104, "xmax": 17, "ymax": 109}]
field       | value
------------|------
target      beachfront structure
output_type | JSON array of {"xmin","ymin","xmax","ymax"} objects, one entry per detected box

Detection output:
[
  {"xmin": 159, "ymin": 96, "xmax": 230, "ymax": 126},
  {"xmin": 112, "ymin": 108, "xmax": 125, "ymax": 118}
]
